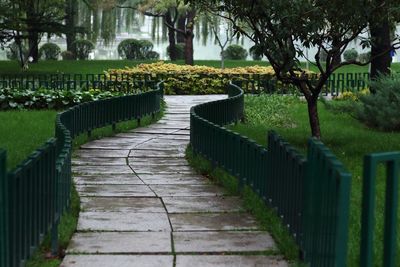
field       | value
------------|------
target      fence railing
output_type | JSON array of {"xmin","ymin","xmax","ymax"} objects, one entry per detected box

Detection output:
[
  {"xmin": 0, "ymin": 72, "xmax": 369, "ymax": 95},
  {"xmin": 0, "ymin": 82, "xmax": 163, "ymax": 267},
  {"xmin": 360, "ymin": 152, "xmax": 400, "ymax": 267},
  {"xmin": 190, "ymin": 83, "xmax": 352, "ymax": 266}
]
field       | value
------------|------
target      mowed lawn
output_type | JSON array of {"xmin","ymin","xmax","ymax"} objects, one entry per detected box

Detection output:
[
  {"xmin": 0, "ymin": 110, "xmax": 57, "ymax": 170},
  {"xmin": 1, "ymin": 59, "xmax": 399, "ymax": 75},
  {"xmin": 230, "ymin": 95, "xmax": 400, "ymax": 266}
]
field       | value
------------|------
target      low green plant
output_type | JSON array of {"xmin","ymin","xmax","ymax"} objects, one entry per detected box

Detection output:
[
  {"xmin": 72, "ymin": 40, "xmax": 95, "ymax": 60},
  {"xmin": 356, "ymin": 75, "xmax": 400, "ymax": 131},
  {"xmin": 117, "ymin": 39, "xmax": 156, "ymax": 60},
  {"xmin": 39, "ymin": 43, "xmax": 61, "ymax": 60},
  {"xmin": 223, "ymin": 44, "xmax": 248, "ymax": 60},
  {"xmin": 61, "ymin": 51, "xmax": 75, "ymax": 60},
  {"xmin": 249, "ymin": 45, "xmax": 263, "ymax": 60},
  {"xmin": 358, "ymin": 51, "xmax": 371, "ymax": 64},
  {"xmin": 6, "ymin": 42, "xmax": 27, "ymax": 61},
  {"xmin": 0, "ymin": 88, "xmax": 126, "ymax": 110},
  {"xmin": 166, "ymin": 43, "xmax": 185, "ymax": 60},
  {"xmin": 343, "ymin": 48, "xmax": 358, "ymax": 62}
]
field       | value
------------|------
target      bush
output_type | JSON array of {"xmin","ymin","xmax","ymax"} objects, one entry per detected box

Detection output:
[
  {"xmin": 167, "ymin": 43, "xmax": 185, "ymax": 60},
  {"xmin": 6, "ymin": 42, "xmax": 27, "ymax": 61},
  {"xmin": 117, "ymin": 39, "xmax": 156, "ymax": 60},
  {"xmin": 358, "ymin": 52, "xmax": 371, "ymax": 64},
  {"xmin": 343, "ymin": 48, "xmax": 358, "ymax": 62},
  {"xmin": 249, "ymin": 45, "xmax": 263, "ymax": 60},
  {"xmin": 0, "ymin": 88, "xmax": 125, "ymax": 110},
  {"xmin": 61, "ymin": 51, "xmax": 75, "ymax": 60},
  {"xmin": 223, "ymin": 44, "xmax": 248, "ymax": 60},
  {"xmin": 39, "ymin": 43, "xmax": 61, "ymax": 60},
  {"xmin": 356, "ymin": 75, "xmax": 400, "ymax": 131},
  {"xmin": 72, "ymin": 40, "xmax": 95, "ymax": 60}
]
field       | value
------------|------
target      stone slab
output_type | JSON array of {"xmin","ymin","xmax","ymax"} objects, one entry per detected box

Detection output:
[
  {"xmin": 163, "ymin": 196, "xmax": 244, "ymax": 213},
  {"xmin": 74, "ymin": 149, "xmax": 130, "ymax": 158},
  {"xmin": 129, "ymin": 150, "xmax": 185, "ymax": 158},
  {"xmin": 72, "ymin": 158, "xmax": 127, "ymax": 166},
  {"xmin": 72, "ymin": 165, "xmax": 133, "ymax": 175},
  {"xmin": 132, "ymin": 128, "xmax": 178, "ymax": 134},
  {"xmin": 80, "ymin": 197, "xmax": 165, "ymax": 213},
  {"xmin": 170, "ymin": 213, "xmax": 259, "ymax": 231},
  {"xmin": 62, "ymin": 255, "xmax": 174, "ymax": 267},
  {"xmin": 175, "ymin": 255, "xmax": 287, "ymax": 267},
  {"xmin": 73, "ymin": 174, "xmax": 143, "ymax": 185},
  {"xmin": 130, "ymin": 165, "xmax": 194, "ymax": 174},
  {"xmin": 67, "ymin": 232, "xmax": 171, "ymax": 254},
  {"xmin": 128, "ymin": 158, "xmax": 189, "ymax": 166},
  {"xmin": 138, "ymin": 174, "xmax": 206, "ymax": 185},
  {"xmin": 77, "ymin": 212, "xmax": 170, "ymax": 232},
  {"xmin": 76, "ymin": 184, "xmax": 155, "ymax": 197},
  {"xmin": 155, "ymin": 135, "xmax": 190, "ymax": 140},
  {"xmin": 150, "ymin": 185, "xmax": 225, "ymax": 197},
  {"xmin": 173, "ymin": 231, "xmax": 276, "ymax": 253}
]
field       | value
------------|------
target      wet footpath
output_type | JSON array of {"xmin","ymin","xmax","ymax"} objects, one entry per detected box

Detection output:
[{"xmin": 61, "ymin": 95, "xmax": 288, "ymax": 267}]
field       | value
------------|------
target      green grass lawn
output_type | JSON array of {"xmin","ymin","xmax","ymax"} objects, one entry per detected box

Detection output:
[
  {"xmin": 1, "ymin": 59, "xmax": 399, "ymax": 75},
  {"xmin": 230, "ymin": 95, "xmax": 400, "ymax": 266}
]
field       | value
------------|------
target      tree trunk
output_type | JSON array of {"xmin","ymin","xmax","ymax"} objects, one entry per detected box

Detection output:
[
  {"xmin": 28, "ymin": 31, "xmax": 39, "ymax": 63},
  {"xmin": 26, "ymin": 1, "xmax": 38, "ymax": 63},
  {"xmin": 369, "ymin": 5, "xmax": 391, "ymax": 88},
  {"xmin": 177, "ymin": 16, "xmax": 186, "ymax": 43},
  {"xmin": 65, "ymin": 0, "xmax": 77, "ymax": 56},
  {"xmin": 184, "ymin": 10, "xmax": 196, "ymax": 65},
  {"xmin": 165, "ymin": 11, "xmax": 177, "ymax": 61},
  {"xmin": 306, "ymin": 98, "xmax": 321, "ymax": 139},
  {"xmin": 221, "ymin": 49, "xmax": 225, "ymax": 69},
  {"xmin": 331, "ymin": 39, "xmax": 341, "ymax": 68}
]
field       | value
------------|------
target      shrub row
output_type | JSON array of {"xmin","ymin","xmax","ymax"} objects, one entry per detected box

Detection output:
[{"xmin": 0, "ymin": 88, "xmax": 125, "ymax": 110}]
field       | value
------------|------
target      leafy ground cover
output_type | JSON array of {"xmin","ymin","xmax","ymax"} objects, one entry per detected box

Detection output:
[
  {"xmin": 229, "ymin": 95, "xmax": 400, "ymax": 266},
  {"xmin": 0, "ymin": 59, "xmax": 394, "ymax": 75},
  {"xmin": 0, "ymin": 107, "xmax": 164, "ymax": 267}
]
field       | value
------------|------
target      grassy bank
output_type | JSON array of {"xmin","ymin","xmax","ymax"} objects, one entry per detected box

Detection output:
[
  {"xmin": 0, "ymin": 107, "xmax": 164, "ymax": 267},
  {"xmin": 229, "ymin": 95, "xmax": 400, "ymax": 266},
  {"xmin": 1, "ymin": 59, "xmax": 397, "ymax": 75}
]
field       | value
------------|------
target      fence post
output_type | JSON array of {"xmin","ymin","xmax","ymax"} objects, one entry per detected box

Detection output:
[{"xmin": 0, "ymin": 150, "xmax": 9, "ymax": 267}]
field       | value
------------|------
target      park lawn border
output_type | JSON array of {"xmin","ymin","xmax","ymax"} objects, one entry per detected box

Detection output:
[
  {"xmin": 25, "ymin": 107, "xmax": 165, "ymax": 267},
  {"xmin": 185, "ymin": 146, "xmax": 302, "ymax": 264}
]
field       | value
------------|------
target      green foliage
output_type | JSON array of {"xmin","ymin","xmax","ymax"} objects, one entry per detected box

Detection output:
[
  {"xmin": 344, "ymin": 49, "xmax": 359, "ymax": 62},
  {"xmin": 6, "ymin": 42, "xmax": 27, "ymax": 60},
  {"xmin": 244, "ymin": 94, "xmax": 299, "ymax": 128},
  {"xmin": 223, "ymin": 44, "xmax": 248, "ymax": 60},
  {"xmin": 167, "ymin": 43, "xmax": 185, "ymax": 60},
  {"xmin": 249, "ymin": 45, "xmax": 263, "ymax": 60},
  {"xmin": 72, "ymin": 40, "xmax": 95, "ymax": 60},
  {"xmin": 61, "ymin": 51, "xmax": 75, "ymax": 60},
  {"xmin": 117, "ymin": 39, "xmax": 157, "ymax": 60},
  {"xmin": 0, "ymin": 88, "xmax": 125, "ymax": 110},
  {"xmin": 39, "ymin": 43, "xmax": 61, "ymax": 60},
  {"xmin": 358, "ymin": 52, "xmax": 371, "ymax": 64},
  {"xmin": 356, "ymin": 75, "xmax": 400, "ymax": 131}
]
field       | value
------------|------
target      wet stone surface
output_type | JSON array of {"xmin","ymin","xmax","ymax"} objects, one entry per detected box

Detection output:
[
  {"xmin": 150, "ymin": 184, "xmax": 226, "ymax": 197},
  {"xmin": 62, "ymin": 255, "xmax": 174, "ymax": 267},
  {"xmin": 72, "ymin": 165, "xmax": 133, "ymax": 174},
  {"xmin": 75, "ymin": 184, "xmax": 155, "ymax": 197},
  {"xmin": 175, "ymin": 255, "xmax": 288, "ymax": 267},
  {"xmin": 163, "ymin": 196, "xmax": 244, "ymax": 213},
  {"xmin": 80, "ymin": 197, "xmax": 164, "ymax": 213},
  {"xmin": 73, "ymin": 174, "xmax": 143, "ymax": 185}
]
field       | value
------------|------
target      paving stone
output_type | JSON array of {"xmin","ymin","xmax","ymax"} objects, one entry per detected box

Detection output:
[
  {"xmin": 74, "ymin": 149, "xmax": 130, "ymax": 158},
  {"xmin": 132, "ymin": 128, "xmax": 178, "ymax": 134},
  {"xmin": 67, "ymin": 232, "xmax": 171, "ymax": 254},
  {"xmin": 155, "ymin": 135, "xmax": 190, "ymax": 140},
  {"xmin": 163, "ymin": 196, "xmax": 244, "ymax": 213},
  {"xmin": 174, "ymin": 231, "xmax": 276, "ymax": 253},
  {"xmin": 170, "ymin": 213, "xmax": 260, "ymax": 231},
  {"xmin": 76, "ymin": 184, "xmax": 155, "ymax": 197},
  {"xmin": 128, "ymin": 158, "xmax": 189, "ymax": 166},
  {"xmin": 150, "ymin": 184, "xmax": 225, "ymax": 197},
  {"xmin": 138, "ymin": 174, "xmax": 207, "ymax": 185},
  {"xmin": 72, "ymin": 165, "xmax": 133, "ymax": 174},
  {"xmin": 73, "ymin": 174, "xmax": 143, "ymax": 185},
  {"xmin": 175, "ymin": 255, "xmax": 288, "ymax": 267},
  {"xmin": 80, "ymin": 197, "xmax": 165, "ymax": 213},
  {"xmin": 77, "ymin": 212, "xmax": 170, "ymax": 231},
  {"xmin": 131, "ymin": 165, "xmax": 194, "ymax": 174},
  {"xmin": 129, "ymin": 150, "xmax": 185, "ymax": 158},
  {"xmin": 61, "ymin": 255, "xmax": 174, "ymax": 267},
  {"xmin": 72, "ymin": 157, "xmax": 127, "ymax": 166}
]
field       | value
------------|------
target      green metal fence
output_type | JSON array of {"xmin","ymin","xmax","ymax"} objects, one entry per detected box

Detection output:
[
  {"xmin": 190, "ymin": 83, "xmax": 352, "ymax": 266},
  {"xmin": 0, "ymin": 81, "xmax": 163, "ymax": 267},
  {"xmin": 0, "ymin": 72, "xmax": 369, "ymax": 96},
  {"xmin": 360, "ymin": 152, "xmax": 400, "ymax": 267}
]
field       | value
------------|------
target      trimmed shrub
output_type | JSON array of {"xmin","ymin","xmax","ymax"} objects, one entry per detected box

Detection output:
[
  {"xmin": 358, "ymin": 52, "xmax": 371, "ymax": 64},
  {"xmin": 343, "ymin": 48, "xmax": 358, "ymax": 62},
  {"xmin": 356, "ymin": 75, "xmax": 400, "ymax": 131},
  {"xmin": 249, "ymin": 45, "xmax": 263, "ymax": 60},
  {"xmin": 6, "ymin": 42, "xmax": 27, "ymax": 61},
  {"xmin": 72, "ymin": 40, "xmax": 95, "ymax": 60},
  {"xmin": 166, "ymin": 43, "xmax": 185, "ymax": 60},
  {"xmin": 61, "ymin": 51, "xmax": 75, "ymax": 60},
  {"xmin": 145, "ymin": 51, "xmax": 160, "ymax": 60},
  {"xmin": 117, "ymin": 39, "xmax": 156, "ymax": 60},
  {"xmin": 39, "ymin": 43, "xmax": 61, "ymax": 60},
  {"xmin": 223, "ymin": 44, "xmax": 248, "ymax": 60}
]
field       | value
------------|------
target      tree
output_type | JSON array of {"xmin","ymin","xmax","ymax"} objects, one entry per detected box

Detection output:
[{"xmin": 191, "ymin": 0, "xmax": 400, "ymax": 138}]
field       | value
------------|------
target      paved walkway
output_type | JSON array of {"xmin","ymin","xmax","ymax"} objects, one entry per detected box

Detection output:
[{"xmin": 61, "ymin": 96, "xmax": 287, "ymax": 267}]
